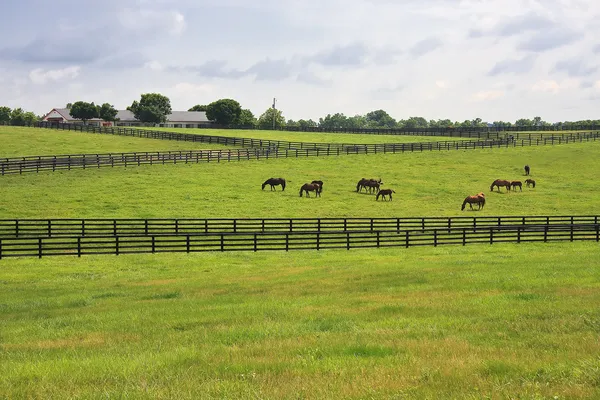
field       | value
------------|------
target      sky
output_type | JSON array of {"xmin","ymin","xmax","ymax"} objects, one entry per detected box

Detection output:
[{"xmin": 0, "ymin": 0, "xmax": 599, "ymax": 122}]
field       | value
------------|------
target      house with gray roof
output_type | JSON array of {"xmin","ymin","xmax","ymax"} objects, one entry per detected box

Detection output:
[{"xmin": 42, "ymin": 108, "xmax": 212, "ymax": 128}]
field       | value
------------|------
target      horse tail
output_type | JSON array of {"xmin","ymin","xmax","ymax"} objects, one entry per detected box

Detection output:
[
  {"xmin": 461, "ymin": 198, "xmax": 467, "ymax": 211},
  {"xmin": 281, "ymin": 180, "xmax": 286, "ymax": 191}
]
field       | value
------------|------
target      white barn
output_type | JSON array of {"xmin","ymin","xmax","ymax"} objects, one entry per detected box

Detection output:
[{"xmin": 42, "ymin": 108, "xmax": 212, "ymax": 128}]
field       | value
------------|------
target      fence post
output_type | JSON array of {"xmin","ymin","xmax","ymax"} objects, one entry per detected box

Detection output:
[
  {"xmin": 286, "ymin": 234, "xmax": 289, "ymax": 251},
  {"xmin": 346, "ymin": 232, "xmax": 350, "ymax": 250},
  {"xmin": 15, "ymin": 220, "xmax": 19, "ymax": 238},
  {"xmin": 220, "ymin": 235, "xmax": 224, "ymax": 251},
  {"xmin": 316, "ymin": 232, "xmax": 320, "ymax": 250},
  {"xmin": 152, "ymin": 236, "xmax": 156, "ymax": 253},
  {"xmin": 596, "ymin": 224, "xmax": 599, "ymax": 242},
  {"xmin": 434, "ymin": 230, "xmax": 437, "ymax": 247},
  {"xmin": 463, "ymin": 229, "xmax": 466, "ymax": 246},
  {"xmin": 517, "ymin": 227, "xmax": 521, "ymax": 243},
  {"xmin": 115, "ymin": 236, "xmax": 119, "ymax": 255},
  {"xmin": 77, "ymin": 237, "xmax": 81, "ymax": 257},
  {"xmin": 405, "ymin": 231, "xmax": 409, "ymax": 248},
  {"xmin": 544, "ymin": 226, "xmax": 548, "ymax": 242},
  {"xmin": 570, "ymin": 224, "xmax": 574, "ymax": 242},
  {"xmin": 0, "ymin": 239, "xmax": 2, "ymax": 259},
  {"xmin": 38, "ymin": 238, "xmax": 42, "ymax": 258}
]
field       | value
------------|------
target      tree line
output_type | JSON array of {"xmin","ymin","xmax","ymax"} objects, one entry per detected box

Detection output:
[{"xmin": 4, "ymin": 92, "xmax": 600, "ymax": 130}]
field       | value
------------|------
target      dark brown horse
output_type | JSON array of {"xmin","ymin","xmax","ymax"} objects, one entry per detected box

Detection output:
[
  {"xmin": 490, "ymin": 179, "xmax": 511, "ymax": 192},
  {"xmin": 357, "ymin": 178, "xmax": 382, "ymax": 193},
  {"xmin": 461, "ymin": 192, "xmax": 485, "ymax": 211},
  {"xmin": 525, "ymin": 179, "xmax": 536, "ymax": 188},
  {"xmin": 299, "ymin": 183, "xmax": 321, "ymax": 197},
  {"xmin": 510, "ymin": 181, "xmax": 522, "ymax": 191},
  {"xmin": 524, "ymin": 165, "xmax": 530, "ymax": 176},
  {"xmin": 262, "ymin": 177, "xmax": 286, "ymax": 191},
  {"xmin": 311, "ymin": 180, "xmax": 323, "ymax": 192},
  {"xmin": 376, "ymin": 189, "xmax": 395, "ymax": 201}
]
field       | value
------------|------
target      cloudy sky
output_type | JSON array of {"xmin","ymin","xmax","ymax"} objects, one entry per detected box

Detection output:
[{"xmin": 0, "ymin": 0, "xmax": 599, "ymax": 122}]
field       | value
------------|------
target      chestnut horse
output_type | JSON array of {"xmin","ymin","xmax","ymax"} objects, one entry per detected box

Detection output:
[
  {"xmin": 490, "ymin": 179, "xmax": 511, "ymax": 192},
  {"xmin": 262, "ymin": 177, "xmax": 286, "ymax": 191},
  {"xmin": 525, "ymin": 179, "xmax": 536, "ymax": 188},
  {"xmin": 461, "ymin": 192, "xmax": 485, "ymax": 211},
  {"xmin": 376, "ymin": 189, "xmax": 395, "ymax": 201},
  {"xmin": 510, "ymin": 181, "xmax": 522, "ymax": 191},
  {"xmin": 299, "ymin": 183, "xmax": 321, "ymax": 197}
]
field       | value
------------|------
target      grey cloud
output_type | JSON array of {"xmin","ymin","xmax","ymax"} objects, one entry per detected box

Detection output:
[
  {"xmin": 495, "ymin": 14, "xmax": 554, "ymax": 37},
  {"xmin": 488, "ymin": 56, "xmax": 536, "ymax": 76},
  {"xmin": 308, "ymin": 43, "xmax": 369, "ymax": 66},
  {"xmin": 517, "ymin": 28, "xmax": 581, "ymax": 52},
  {"xmin": 594, "ymin": 44, "xmax": 600, "ymax": 54},
  {"xmin": 244, "ymin": 58, "xmax": 294, "ymax": 81},
  {"xmin": 0, "ymin": 37, "xmax": 107, "ymax": 64},
  {"xmin": 409, "ymin": 37, "xmax": 443, "ymax": 58},
  {"xmin": 580, "ymin": 81, "xmax": 595, "ymax": 89},
  {"xmin": 553, "ymin": 59, "xmax": 597, "ymax": 77},
  {"xmin": 177, "ymin": 60, "xmax": 246, "ymax": 79},
  {"xmin": 296, "ymin": 71, "xmax": 331, "ymax": 86}
]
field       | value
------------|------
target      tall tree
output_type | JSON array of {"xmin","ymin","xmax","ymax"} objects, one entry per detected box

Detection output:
[
  {"xmin": 257, "ymin": 108, "xmax": 285, "ymax": 129},
  {"xmin": 515, "ymin": 118, "xmax": 533, "ymax": 126},
  {"xmin": 205, "ymin": 99, "xmax": 242, "ymax": 125},
  {"xmin": 298, "ymin": 119, "xmax": 317, "ymax": 129},
  {"xmin": 98, "ymin": 103, "xmax": 119, "ymax": 122},
  {"xmin": 238, "ymin": 109, "xmax": 257, "ymax": 127},
  {"xmin": 347, "ymin": 115, "xmax": 367, "ymax": 129},
  {"xmin": 9, "ymin": 108, "xmax": 26, "ymax": 126},
  {"xmin": 402, "ymin": 116, "xmax": 428, "ymax": 129},
  {"xmin": 188, "ymin": 104, "xmax": 208, "ymax": 112},
  {"xmin": 22, "ymin": 111, "xmax": 39, "ymax": 125},
  {"xmin": 0, "ymin": 106, "xmax": 11, "ymax": 124},
  {"xmin": 69, "ymin": 101, "xmax": 99, "ymax": 124},
  {"xmin": 365, "ymin": 109, "xmax": 396, "ymax": 128},
  {"xmin": 318, "ymin": 113, "xmax": 348, "ymax": 129},
  {"xmin": 128, "ymin": 93, "xmax": 172, "ymax": 124}
]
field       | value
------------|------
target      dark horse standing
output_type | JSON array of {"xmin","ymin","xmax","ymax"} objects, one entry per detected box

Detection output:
[
  {"xmin": 376, "ymin": 189, "xmax": 395, "ymax": 201},
  {"xmin": 524, "ymin": 165, "xmax": 530, "ymax": 176},
  {"xmin": 299, "ymin": 183, "xmax": 321, "ymax": 197},
  {"xmin": 262, "ymin": 178, "xmax": 286, "ymax": 191},
  {"xmin": 311, "ymin": 180, "xmax": 324, "ymax": 192},
  {"xmin": 510, "ymin": 181, "xmax": 523, "ymax": 191},
  {"xmin": 490, "ymin": 179, "xmax": 511, "ymax": 192},
  {"xmin": 525, "ymin": 179, "xmax": 536, "ymax": 188}
]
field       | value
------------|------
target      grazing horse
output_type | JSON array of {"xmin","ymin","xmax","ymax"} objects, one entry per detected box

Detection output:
[
  {"xmin": 461, "ymin": 192, "xmax": 485, "ymax": 211},
  {"xmin": 510, "ymin": 181, "xmax": 522, "ymax": 191},
  {"xmin": 490, "ymin": 179, "xmax": 511, "ymax": 192},
  {"xmin": 376, "ymin": 189, "xmax": 395, "ymax": 201},
  {"xmin": 357, "ymin": 178, "xmax": 382, "ymax": 193},
  {"xmin": 525, "ymin": 179, "xmax": 536, "ymax": 188},
  {"xmin": 262, "ymin": 177, "xmax": 286, "ymax": 191},
  {"xmin": 524, "ymin": 165, "xmax": 530, "ymax": 176},
  {"xmin": 299, "ymin": 183, "xmax": 321, "ymax": 197}
]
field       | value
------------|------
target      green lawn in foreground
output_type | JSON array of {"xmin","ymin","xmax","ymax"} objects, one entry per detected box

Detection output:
[
  {"xmin": 0, "ymin": 126, "xmax": 234, "ymax": 158},
  {"xmin": 1, "ymin": 242, "xmax": 599, "ymax": 399},
  {"xmin": 1, "ymin": 141, "xmax": 599, "ymax": 219},
  {"xmin": 141, "ymin": 127, "xmax": 468, "ymax": 144}
]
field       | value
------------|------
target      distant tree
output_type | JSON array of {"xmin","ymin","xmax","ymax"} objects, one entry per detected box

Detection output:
[
  {"xmin": 205, "ymin": 99, "xmax": 242, "ymax": 126},
  {"xmin": 402, "ymin": 116, "xmax": 428, "ymax": 129},
  {"xmin": 318, "ymin": 113, "xmax": 348, "ymax": 129},
  {"xmin": 257, "ymin": 108, "xmax": 286, "ymax": 129},
  {"xmin": 188, "ymin": 104, "xmax": 208, "ymax": 112},
  {"xmin": 365, "ymin": 109, "xmax": 396, "ymax": 128},
  {"xmin": 128, "ymin": 93, "xmax": 172, "ymax": 124},
  {"xmin": 98, "ymin": 103, "xmax": 118, "ymax": 122},
  {"xmin": 471, "ymin": 117, "xmax": 488, "ymax": 127},
  {"xmin": 9, "ymin": 108, "xmax": 26, "ymax": 126},
  {"xmin": 492, "ymin": 121, "xmax": 512, "ymax": 128},
  {"xmin": 298, "ymin": 119, "xmax": 317, "ymax": 129},
  {"xmin": 0, "ymin": 106, "xmax": 11, "ymax": 124},
  {"xmin": 69, "ymin": 101, "xmax": 99, "ymax": 124},
  {"xmin": 238, "ymin": 109, "xmax": 257, "ymax": 127},
  {"xmin": 23, "ymin": 111, "xmax": 39, "ymax": 125},
  {"xmin": 286, "ymin": 119, "xmax": 299, "ymax": 127},
  {"xmin": 515, "ymin": 118, "xmax": 533, "ymax": 126},
  {"xmin": 347, "ymin": 115, "xmax": 367, "ymax": 129}
]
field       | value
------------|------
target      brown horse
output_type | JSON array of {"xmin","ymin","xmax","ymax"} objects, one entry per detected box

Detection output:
[
  {"xmin": 510, "ymin": 181, "xmax": 522, "ymax": 191},
  {"xmin": 490, "ymin": 179, "xmax": 511, "ymax": 192},
  {"xmin": 376, "ymin": 189, "xmax": 395, "ymax": 201},
  {"xmin": 525, "ymin": 179, "xmax": 536, "ymax": 188},
  {"xmin": 299, "ymin": 183, "xmax": 321, "ymax": 197},
  {"xmin": 461, "ymin": 192, "xmax": 485, "ymax": 211},
  {"xmin": 262, "ymin": 177, "xmax": 286, "ymax": 191},
  {"xmin": 311, "ymin": 180, "xmax": 323, "ymax": 192},
  {"xmin": 357, "ymin": 178, "xmax": 382, "ymax": 193}
]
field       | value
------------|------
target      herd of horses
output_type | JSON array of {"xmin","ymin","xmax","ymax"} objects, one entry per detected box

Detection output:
[
  {"xmin": 462, "ymin": 165, "xmax": 536, "ymax": 211},
  {"xmin": 261, "ymin": 177, "xmax": 395, "ymax": 201}
]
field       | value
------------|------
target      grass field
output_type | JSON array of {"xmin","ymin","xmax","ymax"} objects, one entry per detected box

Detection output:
[
  {"xmin": 141, "ymin": 127, "xmax": 470, "ymax": 144},
  {"xmin": 1, "ymin": 243, "xmax": 599, "ymax": 399},
  {"xmin": 0, "ymin": 126, "xmax": 233, "ymax": 157},
  {"xmin": 1, "ymin": 126, "xmax": 599, "ymax": 399}
]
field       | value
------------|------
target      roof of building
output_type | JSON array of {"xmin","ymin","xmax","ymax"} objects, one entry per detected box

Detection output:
[{"xmin": 49, "ymin": 108, "xmax": 209, "ymax": 123}]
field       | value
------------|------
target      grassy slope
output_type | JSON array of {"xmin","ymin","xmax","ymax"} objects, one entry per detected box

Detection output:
[
  {"xmin": 1, "ymin": 243, "xmax": 599, "ymax": 399},
  {"xmin": 141, "ymin": 127, "xmax": 468, "ymax": 144},
  {"xmin": 1, "ymin": 141, "xmax": 599, "ymax": 219},
  {"xmin": 0, "ymin": 126, "xmax": 233, "ymax": 157}
]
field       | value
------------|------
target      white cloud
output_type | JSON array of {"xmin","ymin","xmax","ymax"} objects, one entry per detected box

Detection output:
[
  {"xmin": 471, "ymin": 90, "xmax": 504, "ymax": 101},
  {"xmin": 28, "ymin": 66, "xmax": 81, "ymax": 85},
  {"xmin": 144, "ymin": 60, "xmax": 164, "ymax": 71},
  {"xmin": 530, "ymin": 79, "xmax": 579, "ymax": 93}
]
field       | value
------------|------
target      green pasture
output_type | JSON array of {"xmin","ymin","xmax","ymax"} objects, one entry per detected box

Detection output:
[
  {"xmin": 1, "ymin": 242, "xmax": 599, "ymax": 399},
  {"xmin": 141, "ymin": 127, "xmax": 469, "ymax": 144},
  {"xmin": 1, "ymin": 140, "xmax": 599, "ymax": 219},
  {"xmin": 0, "ymin": 126, "xmax": 232, "ymax": 157}
]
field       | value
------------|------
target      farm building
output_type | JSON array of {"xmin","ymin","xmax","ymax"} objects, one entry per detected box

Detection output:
[{"xmin": 42, "ymin": 108, "xmax": 212, "ymax": 128}]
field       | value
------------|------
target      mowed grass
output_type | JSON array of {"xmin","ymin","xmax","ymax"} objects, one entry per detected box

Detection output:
[
  {"xmin": 142, "ymin": 127, "xmax": 469, "ymax": 144},
  {"xmin": 1, "ymin": 242, "xmax": 599, "ymax": 399},
  {"xmin": 0, "ymin": 126, "xmax": 233, "ymax": 157},
  {"xmin": 1, "ymin": 140, "xmax": 599, "ymax": 219}
]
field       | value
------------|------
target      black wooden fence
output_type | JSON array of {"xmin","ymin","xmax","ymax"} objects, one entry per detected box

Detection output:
[
  {"xmin": 0, "ymin": 216, "xmax": 598, "ymax": 258},
  {"xmin": 3, "ymin": 132, "xmax": 600, "ymax": 175}
]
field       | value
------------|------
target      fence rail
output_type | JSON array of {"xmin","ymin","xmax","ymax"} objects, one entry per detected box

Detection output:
[
  {"xmin": 0, "ymin": 223, "xmax": 598, "ymax": 259},
  {"xmin": 3, "ymin": 130, "xmax": 600, "ymax": 175},
  {"xmin": 0, "ymin": 216, "xmax": 598, "ymax": 258},
  {"xmin": 1, "ymin": 215, "xmax": 599, "ymax": 238}
]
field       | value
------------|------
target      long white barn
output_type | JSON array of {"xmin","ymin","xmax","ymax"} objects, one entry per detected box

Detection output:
[{"xmin": 42, "ymin": 108, "xmax": 212, "ymax": 128}]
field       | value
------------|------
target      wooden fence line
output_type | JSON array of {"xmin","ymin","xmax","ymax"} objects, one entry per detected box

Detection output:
[
  {"xmin": 1, "ymin": 215, "xmax": 598, "ymax": 238},
  {"xmin": 3, "ymin": 132, "xmax": 600, "ymax": 175},
  {"xmin": 0, "ymin": 223, "xmax": 598, "ymax": 259}
]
